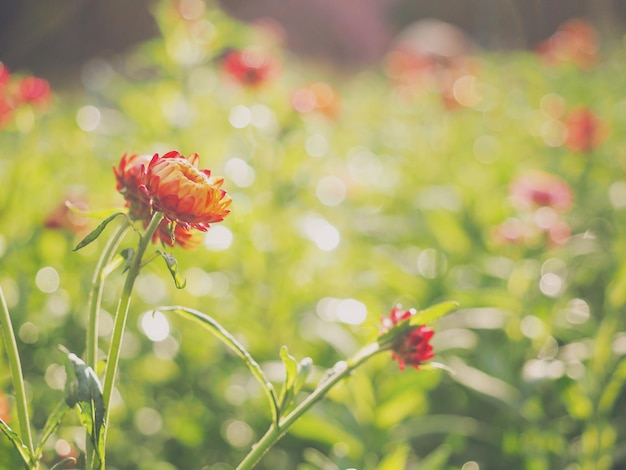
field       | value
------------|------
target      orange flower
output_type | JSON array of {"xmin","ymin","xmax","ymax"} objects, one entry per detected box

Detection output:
[
  {"xmin": 141, "ymin": 151, "xmax": 231, "ymax": 231},
  {"xmin": 154, "ymin": 220, "xmax": 201, "ymax": 249}
]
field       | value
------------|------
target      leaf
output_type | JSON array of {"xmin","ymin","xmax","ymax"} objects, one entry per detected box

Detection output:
[
  {"xmin": 157, "ymin": 251, "xmax": 186, "ymax": 289},
  {"xmin": 35, "ymin": 399, "xmax": 70, "ymax": 457},
  {"xmin": 159, "ymin": 306, "xmax": 279, "ymax": 422},
  {"xmin": 73, "ymin": 212, "xmax": 126, "ymax": 251},
  {"xmin": 61, "ymin": 346, "xmax": 105, "ymax": 461},
  {"xmin": 120, "ymin": 248, "xmax": 135, "ymax": 273},
  {"xmin": 410, "ymin": 301, "xmax": 459, "ymax": 326},
  {"xmin": 277, "ymin": 346, "xmax": 299, "ymax": 415},
  {"xmin": 0, "ymin": 418, "xmax": 31, "ymax": 466},
  {"xmin": 294, "ymin": 357, "xmax": 313, "ymax": 394}
]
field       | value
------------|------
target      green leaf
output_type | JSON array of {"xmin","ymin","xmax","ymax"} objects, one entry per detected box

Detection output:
[
  {"xmin": 35, "ymin": 399, "xmax": 70, "ymax": 457},
  {"xmin": 157, "ymin": 251, "xmax": 186, "ymax": 289},
  {"xmin": 61, "ymin": 346, "xmax": 105, "ymax": 461},
  {"xmin": 294, "ymin": 357, "xmax": 313, "ymax": 394},
  {"xmin": 73, "ymin": 212, "xmax": 126, "ymax": 251},
  {"xmin": 50, "ymin": 457, "xmax": 77, "ymax": 470},
  {"xmin": 159, "ymin": 306, "xmax": 279, "ymax": 422},
  {"xmin": 410, "ymin": 301, "xmax": 459, "ymax": 326},
  {"xmin": 277, "ymin": 346, "xmax": 299, "ymax": 415},
  {"xmin": 120, "ymin": 248, "xmax": 135, "ymax": 273},
  {"xmin": 0, "ymin": 418, "xmax": 31, "ymax": 466}
]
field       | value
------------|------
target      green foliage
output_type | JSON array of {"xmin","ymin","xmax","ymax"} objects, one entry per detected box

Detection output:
[{"xmin": 1, "ymin": 2, "xmax": 626, "ymax": 469}]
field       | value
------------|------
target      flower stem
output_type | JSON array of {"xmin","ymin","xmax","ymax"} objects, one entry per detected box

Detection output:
[
  {"xmin": 236, "ymin": 342, "xmax": 382, "ymax": 470},
  {"xmin": 0, "ymin": 285, "xmax": 36, "ymax": 468},
  {"xmin": 86, "ymin": 219, "xmax": 131, "ymax": 371},
  {"xmin": 100, "ymin": 213, "xmax": 163, "ymax": 466},
  {"xmin": 84, "ymin": 219, "xmax": 130, "ymax": 470}
]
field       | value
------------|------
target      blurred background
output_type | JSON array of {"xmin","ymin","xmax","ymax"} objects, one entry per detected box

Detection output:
[
  {"xmin": 2, "ymin": 1, "xmax": 626, "ymax": 470},
  {"xmin": 1, "ymin": 0, "xmax": 624, "ymax": 81}
]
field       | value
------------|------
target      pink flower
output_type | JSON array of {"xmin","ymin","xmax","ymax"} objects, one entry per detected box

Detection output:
[
  {"xmin": 510, "ymin": 171, "xmax": 573, "ymax": 212},
  {"xmin": 380, "ymin": 306, "xmax": 435, "ymax": 371}
]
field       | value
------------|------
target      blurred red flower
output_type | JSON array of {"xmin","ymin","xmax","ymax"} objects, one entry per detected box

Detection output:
[
  {"xmin": 44, "ymin": 193, "xmax": 90, "ymax": 235},
  {"xmin": 564, "ymin": 107, "xmax": 607, "ymax": 153},
  {"xmin": 16, "ymin": 76, "xmax": 51, "ymax": 105},
  {"xmin": 0, "ymin": 391, "xmax": 9, "ymax": 423},
  {"xmin": 0, "ymin": 62, "xmax": 10, "ymax": 90},
  {"xmin": 141, "ymin": 151, "xmax": 231, "ymax": 232},
  {"xmin": 510, "ymin": 171, "xmax": 573, "ymax": 212},
  {"xmin": 536, "ymin": 19, "xmax": 597, "ymax": 69},
  {"xmin": 222, "ymin": 48, "xmax": 278, "ymax": 87},
  {"xmin": 380, "ymin": 306, "xmax": 434, "ymax": 371}
]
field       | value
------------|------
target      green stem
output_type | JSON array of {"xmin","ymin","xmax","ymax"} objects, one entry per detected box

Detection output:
[
  {"xmin": 86, "ymin": 219, "xmax": 131, "ymax": 371},
  {"xmin": 85, "ymin": 219, "xmax": 130, "ymax": 470},
  {"xmin": 100, "ymin": 213, "xmax": 163, "ymax": 466},
  {"xmin": 236, "ymin": 342, "xmax": 382, "ymax": 470},
  {"xmin": 0, "ymin": 285, "xmax": 36, "ymax": 468}
]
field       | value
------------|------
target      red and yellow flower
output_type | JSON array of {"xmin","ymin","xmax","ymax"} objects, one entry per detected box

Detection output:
[
  {"xmin": 380, "ymin": 306, "xmax": 435, "ymax": 371},
  {"xmin": 114, "ymin": 151, "xmax": 230, "ymax": 249},
  {"xmin": 141, "ymin": 151, "xmax": 231, "ymax": 231}
]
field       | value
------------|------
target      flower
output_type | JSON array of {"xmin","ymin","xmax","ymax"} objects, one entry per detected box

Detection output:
[
  {"xmin": 536, "ymin": 19, "xmax": 597, "ymax": 69},
  {"xmin": 16, "ymin": 76, "xmax": 51, "ymax": 105},
  {"xmin": 510, "ymin": 171, "xmax": 573, "ymax": 212},
  {"xmin": 154, "ymin": 220, "xmax": 201, "ymax": 249},
  {"xmin": 564, "ymin": 107, "xmax": 607, "ymax": 153},
  {"xmin": 221, "ymin": 48, "xmax": 277, "ymax": 87},
  {"xmin": 0, "ymin": 391, "xmax": 9, "ymax": 423},
  {"xmin": 44, "ymin": 192, "xmax": 90, "ymax": 235},
  {"xmin": 141, "ymin": 151, "xmax": 231, "ymax": 231},
  {"xmin": 0, "ymin": 63, "xmax": 10, "ymax": 90},
  {"xmin": 380, "ymin": 306, "xmax": 434, "ymax": 370},
  {"xmin": 114, "ymin": 153, "xmax": 153, "ymax": 223}
]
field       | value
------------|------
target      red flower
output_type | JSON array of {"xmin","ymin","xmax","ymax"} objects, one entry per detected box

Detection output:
[
  {"xmin": 380, "ymin": 306, "xmax": 435, "ymax": 371},
  {"xmin": 564, "ymin": 107, "xmax": 607, "ymax": 153},
  {"xmin": 510, "ymin": 171, "xmax": 573, "ymax": 212},
  {"xmin": 114, "ymin": 153, "xmax": 153, "ymax": 223},
  {"xmin": 154, "ymin": 219, "xmax": 201, "ymax": 249},
  {"xmin": 0, "ymin": 63, "xmax": 10, "ymax": 90},
  {"xmin": 222, "ymin": 49, "xmax": 277, "ymax": 87},
  {"xmin": 16, "ymin": 76, "xmax": 51, "ymax": 105},
  {"xmin": 536, "ymin": 19, "xmax": 597, "ymax": 69},
  {"xmin": 44, "ymin": 193, "xmax": 90, "ymax": 235},
  {"xmin": 141, "ymin": 151, "xmax": 231, "ymax": 231},
  {"xmin": 0, "ymin": 391, "xmax": 9, "ymax": 423}
]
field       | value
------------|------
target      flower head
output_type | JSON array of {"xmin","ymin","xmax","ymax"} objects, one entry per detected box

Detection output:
[
  {"xmin": 510, "ymin": 171, "xmax": 573, "ymax": 212},
  {"xmin": 16, "ymin": 76, "xmax": 51, "ymax": 105},
  {"xmin": 380, "ymin": 306, "xmax": 435, "ymax": 370},
  {"xmin": 564, "ymin": 107, "xmax": 607, "ymax": 153},
  {"xmin": 114, "ymin": 153, "xmax": 153, "ymax": 223},
  {"xmin": 222, "ymin": 48, "xmax": 277, "ymax": 87},
  {"xmin": 536, "ymin": 19, "xmax": 597, "ymax": 69},
  {"xmin": 0, "ymin": 391, "xmax": 9, "ymax": 423},
  {"xmin": 141, "ymin": 151, "xmax": 231, "ymax": 231}
]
